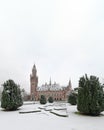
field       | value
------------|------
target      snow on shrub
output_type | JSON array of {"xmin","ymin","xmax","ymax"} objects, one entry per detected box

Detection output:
[
  {"xmin": 48, "ymin": 96, "xmax": 54, "ymax": 103},
  {"xmin": 68, "ymin": 91, "xmax": 77, "ymax": 105},
  {"xmin": 40, "ymin": 95, "xmax": 47, "ymax": 104},
  {"xmin": 77, "ymin": 74, "xmax": 104, "ymax": 116},
  {"xmin": 1, "ymin": 79, "xmax": 23, "ymax": 110}
]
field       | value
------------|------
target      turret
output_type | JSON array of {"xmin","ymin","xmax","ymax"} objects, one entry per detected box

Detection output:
[
  {"xmin": 67, "ymin": 79, "xmax": 72, "ymax": 91},
  {"xmin": 49, "ymin": 77, "xmax": 52, "ymax": 86}
]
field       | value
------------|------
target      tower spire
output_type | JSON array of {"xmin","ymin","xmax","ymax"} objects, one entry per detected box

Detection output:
[
  {"xmin": 67, "ymin": 79, "xmax": 72, "ymax": 90},
  {"xmin": 49, "ymin": 77, "xmax": 52, "ymax": 85},
  {"xmin": 32, "ymin": 64, "xmax": 37, "ymax": 76}
]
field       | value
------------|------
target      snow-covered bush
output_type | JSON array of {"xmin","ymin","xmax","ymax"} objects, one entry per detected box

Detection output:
[
  {"xmin": 40, "ymin": 95, "xmax": 47, "ymax": 104},
  {"xmin": 48, "ymin": 96, "xmax": 54, "ymax": 103},
  {"xmin": 77, "ymin": 74, "xmax": 104, "ymax": 116},
  {"xmin": 68, "ymin": 91, "xmax": 77, "ymax": 105},
  {"xmin": 1, "ymin": 79, "xmax": 23, "ymax": 110}
]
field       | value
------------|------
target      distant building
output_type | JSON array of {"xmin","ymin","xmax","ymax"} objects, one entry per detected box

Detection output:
[{"xmin": 30, "ymin": 64, "xmax": 72, "ymax": 101}]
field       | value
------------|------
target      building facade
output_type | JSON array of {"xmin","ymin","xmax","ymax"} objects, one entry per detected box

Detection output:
[{"xmin": 30, "ymin": 64, "xmax": 72, "ymax": 101}]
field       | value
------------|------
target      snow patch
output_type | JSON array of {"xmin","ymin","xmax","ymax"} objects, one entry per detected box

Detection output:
[{"xmin": 50, "ymin": 109, "xmax": 68, "ymax": 117}]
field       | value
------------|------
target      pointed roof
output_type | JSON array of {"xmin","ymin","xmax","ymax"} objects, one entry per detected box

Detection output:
[
  {"xmin": 32, "ymin": 64, "xmax": 37, "ymax": 75},
  {"xmin": 49, "ymin": 77, "xmax": 52, "ymax": 85},
  {"xmin": 68, "ymin": 79, "xmax": 72, "ymax": 89},
  {"xmin": 33, "ymin": 64, "xmax": 36, "ymax": 69}
]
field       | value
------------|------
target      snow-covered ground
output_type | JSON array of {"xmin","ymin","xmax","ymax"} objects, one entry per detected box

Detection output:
[{"xmin": 0, "ymin": 101, "xmax": 104, "ymax": 130}]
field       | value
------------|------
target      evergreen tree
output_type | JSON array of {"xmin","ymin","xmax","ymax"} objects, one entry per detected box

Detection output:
[
  {"xmin": 48, "ymin": 96, "xmax": 54, "ymax": 103},
  {"xmin": 40, "ymin": 95, "xmax": 47, "ymax": 104},
  {"xmin": 77, "ymin": 74, "xmax": 104, "ymax": 116},
  {"xmin": 1, "ymin": 79, "xmax": 23, "ymax": 110},
  {"xmin": 68, "ymin": 91, "xmax": 77, "ymax": 105}
]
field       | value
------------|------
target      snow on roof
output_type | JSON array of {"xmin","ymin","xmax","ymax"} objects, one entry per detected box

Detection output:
[{"xmin": 37, "ymin": 83, "xmax": 66, "ymax": 91}]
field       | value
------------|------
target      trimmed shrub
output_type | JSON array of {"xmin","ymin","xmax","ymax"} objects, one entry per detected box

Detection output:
[
  {"xmin": 1, "ymin": 79, "xmax": 23, "ymax": 110},
  {"xmin": 77, "ymin": 74, "xmax": 104, "ymax": 116},
  {"xmin": 40, "ymin": 95, "xmax": 47, "ymax": 104},
  {"xmin": 68, "ymin": 91, "xmax": 77, "ymax": 105},
  {"xmin": 48, "ymin": 96, "xmax": 54, "ymax": 103}
]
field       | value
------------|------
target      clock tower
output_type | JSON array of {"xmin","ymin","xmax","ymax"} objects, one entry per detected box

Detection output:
[{"xmin": 30, "ymin": 64, "xmax": 38, "ymax": 100}]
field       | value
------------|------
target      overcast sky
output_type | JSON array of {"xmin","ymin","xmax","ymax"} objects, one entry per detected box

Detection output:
[{"xmin": 0, "ymin": 0, "xmax": 104, "ymax": 92}]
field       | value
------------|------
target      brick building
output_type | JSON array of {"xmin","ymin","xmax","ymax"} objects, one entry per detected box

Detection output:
[{"xmin": 30, "ymin": 64, "xmax": 72, "ymax": 101}]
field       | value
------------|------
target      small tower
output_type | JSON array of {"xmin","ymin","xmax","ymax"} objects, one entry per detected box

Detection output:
[
  {"xmin": 65, "ymin": 79, "xmax": 72, "ymax": 100},
  {"xmin": 30, "ymin": 64, "xmax": 38, "ymax": 101},
  {"xmin": 68, "ymin": 79, "xmax": 72, "ymax": 91},
  {"xmin": 49, "ymin": 77, "xmax": 52, "ymax": 86}
]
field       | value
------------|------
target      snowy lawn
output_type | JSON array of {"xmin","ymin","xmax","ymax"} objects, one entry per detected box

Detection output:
[{"xmin": 0, "ymin": 101, "xmax": 104, "ymax": 130}]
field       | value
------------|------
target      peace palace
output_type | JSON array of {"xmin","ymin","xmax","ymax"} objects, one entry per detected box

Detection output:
[{"xmin": 30, "ymin": 64, "xmax": 72, "ymax": 101}]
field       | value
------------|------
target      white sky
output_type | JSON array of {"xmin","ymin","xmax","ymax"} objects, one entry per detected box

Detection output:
[{"xmin": 0, "ymin": 0, "xmax": 104, "ymax": 92}]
